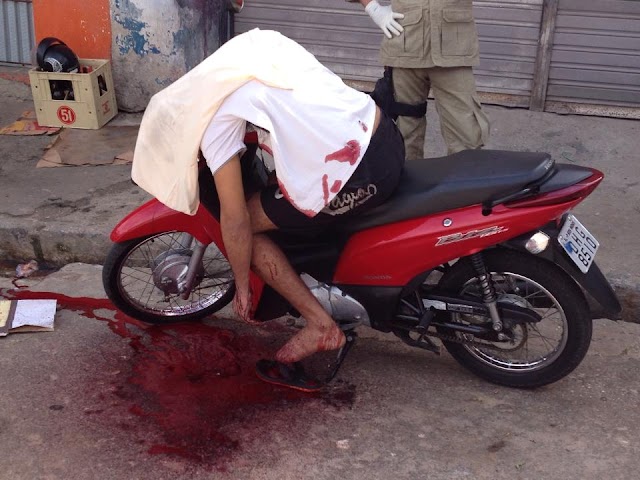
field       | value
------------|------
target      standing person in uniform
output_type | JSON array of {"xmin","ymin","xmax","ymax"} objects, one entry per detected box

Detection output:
[{"xmin": 349, "ymin": 0, "xmax": 490, "ymax": 159}]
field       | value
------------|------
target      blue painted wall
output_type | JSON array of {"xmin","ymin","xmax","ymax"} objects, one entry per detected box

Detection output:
[{"xmin": 110, "ymin": 0, "xmax": 224, "ymax": 112}]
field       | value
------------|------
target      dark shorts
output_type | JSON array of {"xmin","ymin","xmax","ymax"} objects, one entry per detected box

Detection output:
[{"xmin": 261, "ymin": 112, "xmax": 405, "ymax": 236}]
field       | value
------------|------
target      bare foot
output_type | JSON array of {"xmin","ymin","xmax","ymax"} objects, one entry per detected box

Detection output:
[{"xmin": 275, "ymin": 323, "xmax": 346, "ymax": 363}]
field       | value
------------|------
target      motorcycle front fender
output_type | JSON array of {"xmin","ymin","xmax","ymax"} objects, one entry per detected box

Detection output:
[
  {"xmin": 110, "ymin": 198, "xmax": 267, "ymax": 315},
  {"xmin": 504, "ymin": 225, "xmax": 622, "ymax": 320},
  {"xmin": 110, "ymin": 198, "xmax": 224, "ymax": 248}
]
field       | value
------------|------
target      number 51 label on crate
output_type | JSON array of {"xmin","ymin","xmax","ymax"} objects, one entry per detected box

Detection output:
[
  {"xmin": 57, "ymin": 106, "xmax": 77, "ymax": 125},
  {"xmin": 558, "ymin": 214, "xmax": 599, "ymax": 273}
]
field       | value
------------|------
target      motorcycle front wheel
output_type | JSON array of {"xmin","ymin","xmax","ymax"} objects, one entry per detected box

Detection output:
[
  {"xmin": 436, "ymin": 249, "xmax": 592, "ymax": 388},
  {"xmin": 102, "ymin": 232, "xmax": 235, "ymax": 324}
]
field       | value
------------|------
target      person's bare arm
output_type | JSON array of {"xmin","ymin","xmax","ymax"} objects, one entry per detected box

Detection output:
[{"xmin": 213, "ymin": 154, "xmax": 253, "ymax": 321}]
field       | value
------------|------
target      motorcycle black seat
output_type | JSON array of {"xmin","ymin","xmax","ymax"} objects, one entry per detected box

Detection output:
[{"xmin": 342, "ymin": 149, "xmax": 555, "ymax": 233}]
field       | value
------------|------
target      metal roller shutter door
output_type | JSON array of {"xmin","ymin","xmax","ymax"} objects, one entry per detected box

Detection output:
[
  {"xmin": 235, "ymin": 0, "xmax": 544, "ymax": 107},
  {"xmin": 235, "ymin": 0, "xmax": 387, "ymax": 83},
  {"xmin": 474, "ymin": 0, "xmax": 542, "ymax": 106},
  {"xmin": 0, "ymin": 0, "xmax": 35, "ymax": 64},
  {"xmin": 546, "ymin": 0, "xmax": 640, "ymax": 116}
]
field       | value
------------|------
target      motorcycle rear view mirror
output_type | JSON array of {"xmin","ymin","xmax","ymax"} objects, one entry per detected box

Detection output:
[{"xmin": 226, "ymin": 0, "xmax": 244, "ymax": 13}]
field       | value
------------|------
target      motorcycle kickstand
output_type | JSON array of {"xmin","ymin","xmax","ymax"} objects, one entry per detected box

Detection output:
[{"xmin": 325, "ymin": 329, "xmax": 357, "ymax": 382}]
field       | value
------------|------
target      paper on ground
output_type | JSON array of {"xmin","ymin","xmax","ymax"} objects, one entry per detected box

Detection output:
[
  {"xmin": 0, "ymin": 110, "xmax": 61, "ymax": 136},
  {"xmin": 0, "ymin": 299, "xmax": 57, "ymax": 336}
]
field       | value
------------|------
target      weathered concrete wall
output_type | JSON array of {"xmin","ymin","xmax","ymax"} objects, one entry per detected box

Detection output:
[{"xmin": 110, "ymin": 0, "xmax": 224, "ymax": 112}]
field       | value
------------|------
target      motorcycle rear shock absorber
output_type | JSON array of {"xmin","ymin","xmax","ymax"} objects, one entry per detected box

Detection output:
[{"xmin": 470, "ymin": 253, "xmax": 503, "ymax": 331}]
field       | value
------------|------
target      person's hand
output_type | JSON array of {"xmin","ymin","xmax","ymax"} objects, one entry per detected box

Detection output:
[
  {"xmin": 365, "ymin": 0, "xmax": 405, "ymax": 39},
  {"xmin": 233, "ymin": 286, "xmax": 261, "ymax": 326}
]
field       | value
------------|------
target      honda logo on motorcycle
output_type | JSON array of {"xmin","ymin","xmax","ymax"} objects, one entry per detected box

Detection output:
[{"xmin": 436, "ymin": 226, "xmax": 509, "ymax": 246}]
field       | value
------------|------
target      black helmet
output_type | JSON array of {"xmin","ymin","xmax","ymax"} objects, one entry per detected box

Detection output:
[{"xmin": 36, "ymin": 37, "xmax": 80, "ymax": 73}]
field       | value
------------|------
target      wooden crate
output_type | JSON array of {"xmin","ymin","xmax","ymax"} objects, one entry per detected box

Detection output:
[{"xmin": 29, "ymin": 59, "xmax": 118, "ymax": 129}]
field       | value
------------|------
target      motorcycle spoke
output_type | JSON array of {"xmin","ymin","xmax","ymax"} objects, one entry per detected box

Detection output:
[
  {"xmin": 528, "ymin": 336, "xmax": 556, "ymax": 358},
  {"xmin": 456, "ymin": 271, "xmax": 568, "ymax": 371},
  {"xmin": 116, "ymin": 232, "xmax": 235, "ymax": 316},
  {"xmin": 142, "ymin": 241, "xmax": 156, "ymax": 265},
  {"xmin": 521, "ymin": 289, "xmax": 546, "ymax": 301},
  {"xmin": 122, "ymin": 267, "xmax": 153, "ymax": 283},
  {"xmin": 167, "ymin": 295, "xmax": 188, "ymax": 313},
  {"xmin": 401, "ymin": 298, "xmax": 422, "ymax": 315},
  {"xmin": 492, "ymin": 279, "xmax": 509, "ymax": 296},
  {"xmin": 192, "ymin": 283, "xmax": 230, "ymax": 295},
  {"xmin": 529, "ymin": 321, "xmax": 562, "ymax": 339},
  {"xmin": 152, "ymin": 233, "xmax": 178, "ymax": 251},
  {"xmin": 144, "ymin": 280, "xmax": 160, "ymax": 308},
  {"xmin": 120, "ymin": 278, "xmax": 151, "ymax": 292},
  {"xmin": 122, "ymin": 263, "xmax": 154, "ymax": 274}
]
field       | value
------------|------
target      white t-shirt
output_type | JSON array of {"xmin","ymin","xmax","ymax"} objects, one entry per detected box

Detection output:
[{"xmin": 200, "ymin": 73, "xmax": 377, "ymax": 217}]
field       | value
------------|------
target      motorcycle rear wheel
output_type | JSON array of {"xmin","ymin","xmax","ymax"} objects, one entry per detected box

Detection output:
[
  {"xmin": 436, "ymin": 249, "xmax": 592, "ymax": 388},
  {"xmin": 103, "ymin": 232, "xmax": 235, "ymax": 324}
]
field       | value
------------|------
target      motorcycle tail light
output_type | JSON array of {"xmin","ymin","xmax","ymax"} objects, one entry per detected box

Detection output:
[{"xmin": 525, "ymin": 232, "xmax": 550, "ymax": 254}]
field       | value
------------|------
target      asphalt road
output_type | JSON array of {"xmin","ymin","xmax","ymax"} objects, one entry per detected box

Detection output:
[{"xmin": 1, "ymin": 264, "xmax": 639, "ymax": 480}]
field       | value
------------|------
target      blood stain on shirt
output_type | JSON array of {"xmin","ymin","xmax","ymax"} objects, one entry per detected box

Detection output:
[
  {"xmin": 259, "ymin": 143, "xmax": 273, "ymax": 156},
  {"xmin": 278, "ymin": 179, "xmax": 316, "ymax": 218},
  {"xmin": 243, "ymin": 131, "xmax": 258, "ymax": 144},
  {"xmin": 330, "ymin": 180, "xmax": 342, "ymax": 193},
  {"xmin": 322, "ymin": 174, "xmax": 330, "ymax": 205},
  {"xmin": 277, "ymin": 180, "xmax": 292, "ymax": 202},
  {"xmin": 325, "ymin": 140, "xmax": 361, "ymax": 166},
  {"xmin": 358, "ymin": 120, "xmax": 368, "ymax": 133}
]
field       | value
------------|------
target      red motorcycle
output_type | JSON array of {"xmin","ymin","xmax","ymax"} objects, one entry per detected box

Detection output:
[{"xmin": 103, "ymin": 140, "xmax": 621, "ymax": 388}]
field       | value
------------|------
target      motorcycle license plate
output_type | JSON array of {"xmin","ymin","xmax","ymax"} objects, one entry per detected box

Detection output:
[{"xmin": 558, "ymin": 214, "xmax": 599, "ymax": 273}]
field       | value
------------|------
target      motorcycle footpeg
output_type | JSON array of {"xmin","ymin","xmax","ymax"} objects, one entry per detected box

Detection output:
[
  {"xmin": 337, "ymin": 319, "xmax": 361, "ymax": 331},
  {"xmin": 397, "ymin": 330, "xmax": 441, "ymax": 355},
  {"xmin": 326, "ymin": 330, "xmax": 357, "ymax": 382}
]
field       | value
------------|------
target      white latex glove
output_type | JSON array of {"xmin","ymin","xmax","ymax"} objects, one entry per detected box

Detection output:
[{"xmin": 365, "ymin": 0, "xmax": 405, "ymax": 39}]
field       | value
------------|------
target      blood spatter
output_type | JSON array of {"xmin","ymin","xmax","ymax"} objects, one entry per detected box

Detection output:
[
  {"xmin": 358, "ymin": 120, "xmax": 368, "ymax": 133},
  {"xmin": 322, "ymin": 176, "xmax": 343, "ymax": 206},
  {"xmin": 0, "ymin": 289, "xmax": 142, "ymax": 343},
  {"xmin": 325, "ymin": 140, "xmax": 361, "ymax": 166},
  {"xmin": 0, "ymin": 287, "xmax": 356, "ymax": 469}
]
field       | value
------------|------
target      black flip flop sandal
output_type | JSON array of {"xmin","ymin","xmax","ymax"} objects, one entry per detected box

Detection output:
[{"xmin": 255, "ymin": 359, "xmax": 324, "ymax": 393}]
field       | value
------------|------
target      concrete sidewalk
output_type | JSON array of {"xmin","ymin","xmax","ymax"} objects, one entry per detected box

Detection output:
[
  {"xmin": 1, "ymin": 263, "xmax": 639, "ymax": 479},
  {"xmin": 0, "ymin": 64, "xmax": 638, "ymax": 321}
]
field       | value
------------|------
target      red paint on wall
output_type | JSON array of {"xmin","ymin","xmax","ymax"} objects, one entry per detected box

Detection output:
[
  {"xmin": 33, "ymin": 0, "xmax": 112, "ymax": 60},
  {"xmin": 325, "ymin": 140, "xmax": 361, "ymax": 166}
]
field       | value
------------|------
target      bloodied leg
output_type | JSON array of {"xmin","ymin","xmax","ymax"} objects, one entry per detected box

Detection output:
[
  {"xmin": 247, "ymin": 196, "xmax": 346, "ymax": 363},
  {"xmin": 242, "ymin": 109, "xmax": 404, "ymax": 363}
]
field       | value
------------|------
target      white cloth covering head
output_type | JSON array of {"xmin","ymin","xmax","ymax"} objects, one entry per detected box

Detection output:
[{"xmin": 132, "ymin": 29, "xmax": 316, "ymax": 215}]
